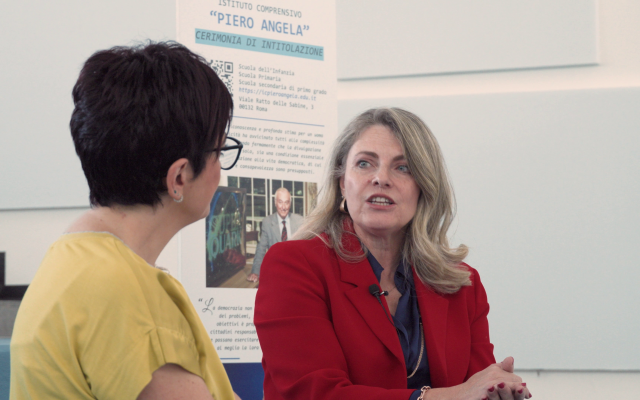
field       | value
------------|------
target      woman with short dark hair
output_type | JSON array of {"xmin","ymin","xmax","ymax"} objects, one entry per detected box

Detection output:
[{"xmin": 11, "ymin": 42, "xmax": 243, "ymax": 400}]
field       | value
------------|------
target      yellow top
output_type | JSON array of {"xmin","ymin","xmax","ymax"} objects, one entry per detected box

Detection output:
[{"xmin": 10, "ymin": 232, "xmax": 234, "ymax": 400}]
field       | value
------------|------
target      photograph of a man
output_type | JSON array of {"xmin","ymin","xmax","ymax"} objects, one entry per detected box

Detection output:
[{"xmin": 246, "ymin": 187, "xmax": 304, "ymax": 283}]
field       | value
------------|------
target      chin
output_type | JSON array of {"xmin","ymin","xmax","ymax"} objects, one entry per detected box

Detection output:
[
  {"xmin": 361, "ymin": 221, "xmax": 405, "ymax": 234},
  {"xmin": 200, "ymin": 207, "xmax": 211, "ymax": 220}
]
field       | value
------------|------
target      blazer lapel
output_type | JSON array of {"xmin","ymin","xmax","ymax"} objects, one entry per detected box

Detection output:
[
  {"xmin": 414, "ymin": 269, "xmax": 450, "ymax": 388},
  {"xmin": 338, "ymin": 233, "xmax": 404, "ymax": 367},
  {"xmin": 341, "ymin": 258, "xmax": 405, "ymax": 366}
]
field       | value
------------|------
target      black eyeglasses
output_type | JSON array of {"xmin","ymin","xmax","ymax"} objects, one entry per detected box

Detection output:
[{"xmin": 218, "ymin": 137, "xmax": 243, "ymax": 170}]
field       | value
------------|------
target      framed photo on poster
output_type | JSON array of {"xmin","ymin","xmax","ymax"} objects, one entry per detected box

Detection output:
[{"xmin": 205, "ymin": 186, "xmax": 247, "ymax": 288}]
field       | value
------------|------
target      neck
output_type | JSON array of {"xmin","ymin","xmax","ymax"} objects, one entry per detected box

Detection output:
[
  {"xmin": 355, "ymin": 226, "xmax": 404, "ymax": 274},
  {"xmin": 67, "ymin": 199, "xmax": 187, "ymax": 266}
]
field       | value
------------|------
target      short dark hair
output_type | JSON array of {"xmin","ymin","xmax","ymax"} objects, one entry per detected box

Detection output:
[{"xmin": 70, "ymin": 41, "xmax": 233, "ymax": 207}]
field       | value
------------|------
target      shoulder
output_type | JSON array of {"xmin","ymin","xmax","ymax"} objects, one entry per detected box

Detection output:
[
  {"xmin": 261, "ymin": 214, "xmax": 280, "ymax": 237},
  {"xmin": 262, "ymin": 236, "xmax": 336, "ymax": 274},
  {"xmin": 266, "ymin": 213, "xmax": 278, "ymax": 221},
  {"xmin": 25, "ymin": 233, "xmax": 168, "ymax": 320},
  {"xmin": 270, "ymin": 235, "xmax": 331, "ymax": 255},
  {"xmin": 13, "ymin": 233, "xmax": 157, "ymax": 358},
  {"xmin": 458, "ymin": 262, "xmax": 479, "ymax": 278},
  {"xmin": 451, "ymin": 262, "xmax": 490, "ymax": 313},
  {"xmin": 33, "ymin": 233, "xmax": 142, "ymax": 292},
  {"xmin": 256, "ymin": 237, "xmax": 338, "ymax": 315},
  {"xmin": 460, "ymin": 262, "xmax": 485, "ymax": 289},
  {"xmin": 290, "ymin": 213, "xmax": 304, "ymax": 222},
  {"xmin": 415, "ymin": 262, "xmax": 488, "ymax": 305},
  {"xmin": 263, "ymin": 213, "xmax": 279, "ymax": 227}
]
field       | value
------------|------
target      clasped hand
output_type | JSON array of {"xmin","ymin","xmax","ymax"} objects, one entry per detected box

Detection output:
[{"xmin": 454, "ymin": 357, "xmax": 531, "ymax": 400}]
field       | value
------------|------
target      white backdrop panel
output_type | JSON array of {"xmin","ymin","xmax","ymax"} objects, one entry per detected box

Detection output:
[
  {"xmin": 338, "ymin": 0, "xmax": 598, "ymax": 79},
  {"xmin": 0, "ymin": 0, "xmax": 176, "ymax": 210},
  {"xmin": 338, "ymin": 87, "xmax": 640, "ymax": 370}
]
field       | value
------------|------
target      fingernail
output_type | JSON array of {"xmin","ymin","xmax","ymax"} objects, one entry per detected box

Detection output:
[
  {"xmin": 498, "ymin": 382, "xmax": 505, "ymax": 389},
  {"xmin": 522, "ymin": 382, "xmax": 527, "ymax": 386},
  {"xmin": 518, "ymin": 389, "xmax": 523, "ymax": 394},
  {"xmin": 488, "ymin": 387, "xmax": 495, "ymax": 392}
]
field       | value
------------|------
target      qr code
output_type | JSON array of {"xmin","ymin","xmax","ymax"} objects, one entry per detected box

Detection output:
[{"xmin": 209, "ymin": 60, "xmax": 234, "ymax": 95}]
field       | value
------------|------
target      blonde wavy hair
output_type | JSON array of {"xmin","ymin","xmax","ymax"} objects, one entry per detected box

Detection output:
[{"xmin": 294, "ymin": 108, "xmax": 471, "ymax": 294}]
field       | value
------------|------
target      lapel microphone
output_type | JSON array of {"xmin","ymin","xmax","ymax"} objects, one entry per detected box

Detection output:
[
  {"xmin": 368, "ymin": 285, "xmax": 389, "ymax": 297},
  {"xmin": 368, "ymin": 284, "xmax": 395, "ymax": 327}
]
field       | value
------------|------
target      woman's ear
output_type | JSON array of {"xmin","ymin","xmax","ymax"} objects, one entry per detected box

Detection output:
[
  {"xmin": 166, "ymin": 158, "xmax": 190, "ymax": 202},
  {"xmin": 339, "ymin": 176, "xmax": 345, "ymax": 197}
]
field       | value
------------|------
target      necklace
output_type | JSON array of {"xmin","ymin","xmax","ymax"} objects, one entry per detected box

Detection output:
[{"xmin": 407, "ymin": 322, "xmax": 424, "ymax": 379}]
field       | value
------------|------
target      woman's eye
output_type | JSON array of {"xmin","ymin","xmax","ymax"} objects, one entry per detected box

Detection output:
[
  {"xmin": 357, "ymin": 160, "xmax": 370, "ymax": 168},
  {"xmin": 398, "ymin": 165, "xmax": 410, "ymax": 173}
]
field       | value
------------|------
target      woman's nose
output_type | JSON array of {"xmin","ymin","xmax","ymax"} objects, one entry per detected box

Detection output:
[{"xmin": 372, "ymin": 168, "xmax": 391, "ymax": 187}]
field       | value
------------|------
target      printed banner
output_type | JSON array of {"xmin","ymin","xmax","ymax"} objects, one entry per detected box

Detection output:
[{"xmin": 177, "ymin": 0, "xmax": 336, "ymax": 396}]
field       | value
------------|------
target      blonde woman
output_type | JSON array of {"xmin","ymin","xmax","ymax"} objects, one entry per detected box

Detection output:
[{"xmin": 255, "ymin": 108, "xmax": 531, "ymax": 400}]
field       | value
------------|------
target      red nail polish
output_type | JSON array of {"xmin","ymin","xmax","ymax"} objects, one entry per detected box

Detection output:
[
  {"xmin": 488, "ymin": 387, "xmax": 495, "ymax": 392},
  {"xmin": 518, "ymin": 389, "xmax": 523, "ymax": 394},
  {"xmin": 522, "ymin": 382, "xmax": 527, "ymax": 386},
  {"xmin": 498, "ymin": 382, "xmax": 505, "ymax": 389}
]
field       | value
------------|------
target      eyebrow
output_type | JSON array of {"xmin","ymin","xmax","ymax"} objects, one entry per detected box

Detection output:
[{"xmin": 354, "ymin": 151, "xmax": 406, "ymax": 161}]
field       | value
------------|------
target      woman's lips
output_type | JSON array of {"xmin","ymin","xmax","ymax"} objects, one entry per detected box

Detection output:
[{"xmin": 367, "ymin": 196, "xmax": 394, "ymax": 206}]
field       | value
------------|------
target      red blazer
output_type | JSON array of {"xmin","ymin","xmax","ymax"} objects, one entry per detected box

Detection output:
[{"xmin": 254, "ymin": 233, "xmax": 495, "ymax": 400}]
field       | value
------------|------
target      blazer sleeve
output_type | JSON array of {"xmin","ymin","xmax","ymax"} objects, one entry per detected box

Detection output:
[
  {"xmin": 254, "ymin": 241, "xmax": 414, "ymax": 400},
  {"xmin": 465, "ymin": 266, "xmax": 496, "ymax": 379}
]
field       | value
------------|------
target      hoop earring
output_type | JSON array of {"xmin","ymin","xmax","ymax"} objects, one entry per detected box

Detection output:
[
  {"xmin": 173, "ymin": 190, "xmax": 183, "ymax": 203},
  {"xmin": 339, "ymin": 197, "xmax": 348, "ymax": 214}
]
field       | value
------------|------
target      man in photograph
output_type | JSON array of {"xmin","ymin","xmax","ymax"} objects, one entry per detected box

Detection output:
[{"xmin": 246, "ymin": 187, "xmax": 304, "ymax": 283}]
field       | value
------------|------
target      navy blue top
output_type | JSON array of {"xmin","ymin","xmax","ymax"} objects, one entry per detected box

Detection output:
[{"xmin": 367, "ymin": 253, "xmax": 431, "ymax": 400}]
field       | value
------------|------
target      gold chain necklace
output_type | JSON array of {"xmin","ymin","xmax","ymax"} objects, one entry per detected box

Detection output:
[
  {"xmin": 407, "ymin": 322, "xmax": 424, "ymax": 379},
  {"xmin": 382, "ymin": 285, "xmax": 423, "ymax": 379}
]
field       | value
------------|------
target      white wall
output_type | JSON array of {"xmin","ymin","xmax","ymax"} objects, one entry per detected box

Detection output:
[
  {"xmin": 517, "ymin": 370, "xmax": 640, "ymax": 399},
  {"xmin": 1, "ymin": 0, "xmax": 639, "ymax": 397},
  {"xmin": 338, "ymin": 1, "xmax": 640, "ymax": 98},
  {"xmin": 0, "ymin": 0, "xmax": 176, "ymax": 209},
  {"xmin": 337, "ymin": 0, "xmax": 598, "ymax": 79}
]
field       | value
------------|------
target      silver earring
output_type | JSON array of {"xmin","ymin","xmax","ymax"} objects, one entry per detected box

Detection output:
[{"xmin": 173, "ymin": 190, "xmax": 183, "ymax": 203}]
